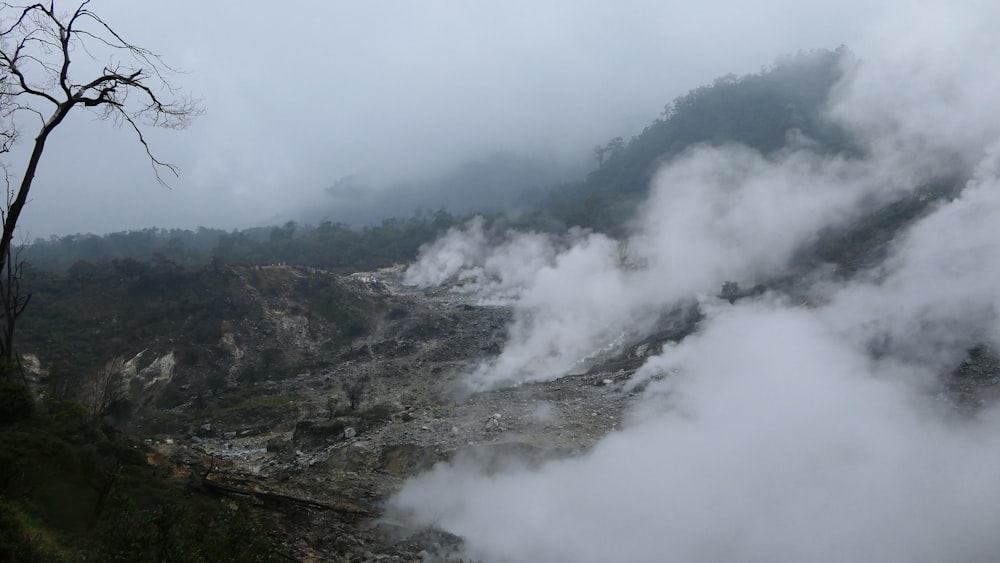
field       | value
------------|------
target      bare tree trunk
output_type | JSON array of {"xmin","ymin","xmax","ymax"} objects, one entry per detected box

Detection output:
[
  {"xmin": 0, "ymin": 246, "xmax": 31, "ymax": 362},
  {"xmin": 90, "ymin": 356, "xmax": 126, "ymax": 422},
  {"xmin": 0, "ymin": 177, "xmax": 34, "ymax": 363},
  {"xmin": 0, "ymin": 1, "xmax": 199, "ymax": 362},
  {"xmin": 0, "ymin": 106, "xmax": 72, "ymax": 279}
]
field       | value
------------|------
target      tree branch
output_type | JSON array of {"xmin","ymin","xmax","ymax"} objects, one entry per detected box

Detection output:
[
  {"xmin": 116, "ymin": 107, "xmax": 179, "ymax": 185},
  {"xmin": 0, "ymin": 1, "xmax": 201, "ymax": 358}
]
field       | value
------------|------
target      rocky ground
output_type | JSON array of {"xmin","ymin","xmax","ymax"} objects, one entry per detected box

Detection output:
[
  {"xmin": 122, "ymin": 262, "xmax": 1000, "ymax": 562},
  {"xmin": 141, "ymin": 267, "xmax": 679, "ymax": 562}
]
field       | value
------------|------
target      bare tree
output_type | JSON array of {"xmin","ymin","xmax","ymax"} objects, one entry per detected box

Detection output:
[
  {"xmin": 88, "ymin": 355, "xmax": 124, "ymax": 422},
  {"xmin": 0, "ymin": 1, "xmax": 200, "ymax": 358},
  {"xmin": 0, "ymin": 239, "xmax": 29, "ymax": 361},
  {"xmin": 0, "ymin": 173, "xmax": 29, "ymax": 365},
  {"xmin": 344, "ymin": 375, "xmax": 369, "ymax": 411}
]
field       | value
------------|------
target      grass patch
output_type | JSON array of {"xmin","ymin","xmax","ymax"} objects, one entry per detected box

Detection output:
[{"xmin": 208, "ymin": 392, "xmax": 299, "ymax": 425}]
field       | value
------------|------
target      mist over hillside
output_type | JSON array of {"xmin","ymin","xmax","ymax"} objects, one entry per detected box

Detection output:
[
  {"xmin": 386, "ymin": 29, "xmax": 1000, "ymax": 563},
  {"xmin": 19, "ymin": 49, "xmax": 855, "ymax": 273},
  {"xmin": 11, "ymin": 36, "xmax": 1000, "ymax": 560},
  {"xmin": 296, "ymin": 150, "xmax": 589, "ymax": 227}
]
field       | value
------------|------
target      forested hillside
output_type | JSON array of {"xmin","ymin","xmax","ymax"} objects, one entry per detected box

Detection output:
[
  {"xmin": 532, "ymin": 47, "xmax": 858, "ymax": 233},
  {"xmin": 21, "ymin": 48, "xmax": 862, "ymax": 274},
  {"xmin": 7, "ymin": 46, "xmax": 968, "ymax": 560},
  {"xmin": 23, "ymin": 211, "xmax": 459, "ymax": 274}
]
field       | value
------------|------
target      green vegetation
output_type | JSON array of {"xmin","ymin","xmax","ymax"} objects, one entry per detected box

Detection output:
[
  {"xmin": 15, "ymin": 259, "xmax": 377, "ymax": 409},
  {"xmin": 24, "ymin": 211, "xmax": 460, "ymax": 274},
  {"xmin": 0, "ymin": 380, "xmax": 281, "ymax": 561},
  {"xmin": 208, "ymin": 392, "xmax": 300, "ymax": 426},
  {"xmin": 18, "ymin": 258, "xmax": 242, "ymax": 370}
]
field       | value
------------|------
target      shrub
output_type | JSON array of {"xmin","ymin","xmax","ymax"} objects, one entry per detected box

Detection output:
[{"xmin": 0, "ymin": 381, "xmax": 34, "ymax": 427}]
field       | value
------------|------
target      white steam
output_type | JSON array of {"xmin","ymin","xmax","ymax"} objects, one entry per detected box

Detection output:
[
  {"xmin": 391, "ymin": 3, "xmax": 1000, "ymax": 561},
  {"xmin": 394, "ymin": 304, "xmax": 1000, "ymax": 563},
  {"xmin": 822, "ymin": 162, "xmax": 1000, "ymax": 372},
  {"xmin": 407, "ymin": 145, "xmax": 908, "ymax": 389},
  {"xmin": 402, "ymin": 216, "xmax": 491, "ymax": 289}
]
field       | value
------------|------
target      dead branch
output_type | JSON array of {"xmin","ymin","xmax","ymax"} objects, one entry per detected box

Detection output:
[
  {"xmin": 0, "ymin": 1, "xmax": 201, "ymax": 358},
  {"xmin": 189, "ymin": 472, "xmax": 378, "ymax": 519}
]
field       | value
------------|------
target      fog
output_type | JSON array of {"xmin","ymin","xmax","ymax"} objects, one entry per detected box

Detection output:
[
  {"xmin": 8, "ymin": 0, "xmax": 873, "ymax": 238},
  {"xmin": 390, "ymin": 1, "xmax": 1000, "ymax": 561},
  {"xmin": 405, "ymin": 145, "xmax": 904, "ymax": 389},
  {"xmin": 393, "ymin": 303, "xmax": 1000, "ymax": 563}
]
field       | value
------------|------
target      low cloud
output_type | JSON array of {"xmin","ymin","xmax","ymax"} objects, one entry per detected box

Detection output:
[{"xmin": 391, "ymin": 4, "xmax": 1000, "ymax": 560}]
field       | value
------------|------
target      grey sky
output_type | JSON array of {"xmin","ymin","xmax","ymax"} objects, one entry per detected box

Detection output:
[{"xmin": 12, "ymin": 0, "xmax": 872, "ymax": 239}]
